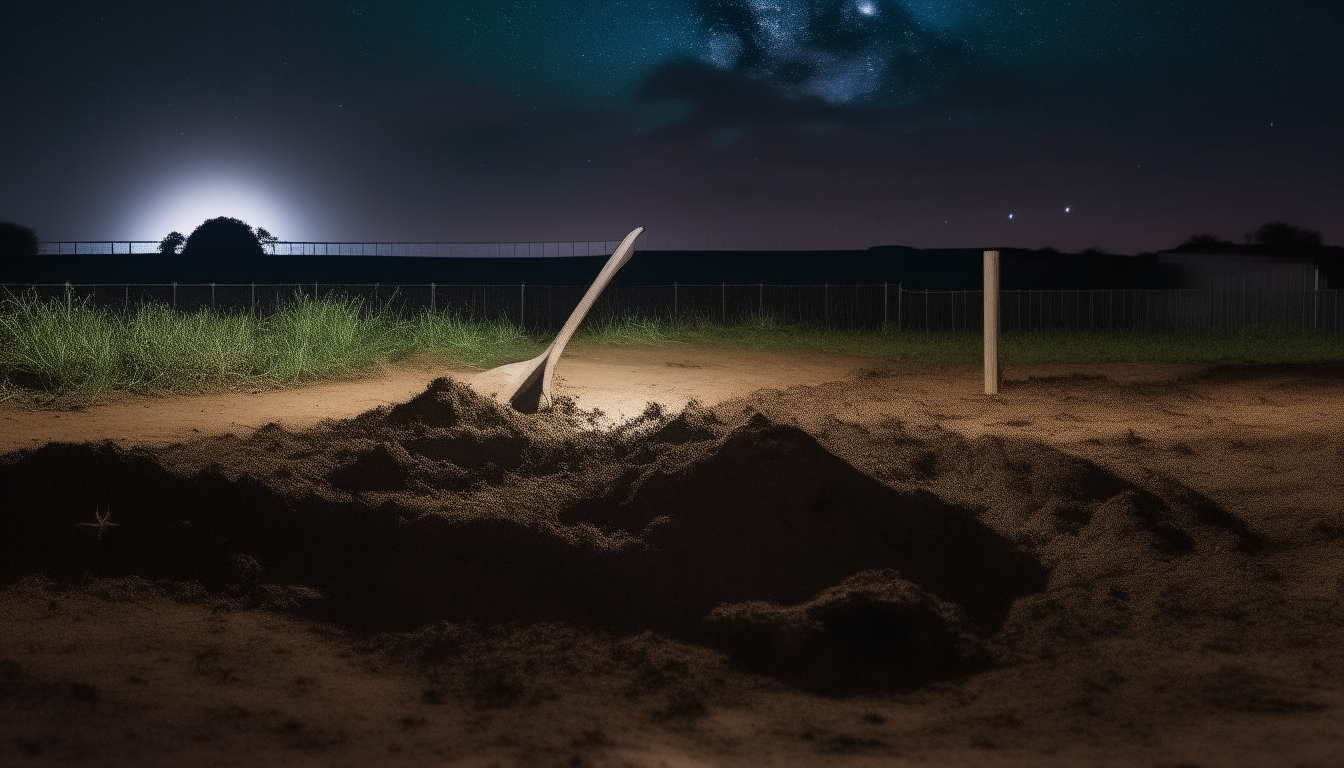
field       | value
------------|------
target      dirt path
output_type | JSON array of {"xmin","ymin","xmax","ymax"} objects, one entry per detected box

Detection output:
[
  {"xmin": 0, "ymin": 346, "xmax": 882, "ymax": 452},
  {"xmin": 3, "ymin": 346, "xmax": 1339, "ymax": 455}
]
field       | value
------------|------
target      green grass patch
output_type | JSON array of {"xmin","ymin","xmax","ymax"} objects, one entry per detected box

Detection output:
[{"xmin": 2, "ymin": 295, "xmax": 1340, "ymax": 404}]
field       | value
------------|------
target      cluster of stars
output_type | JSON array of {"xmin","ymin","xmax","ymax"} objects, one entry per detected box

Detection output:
[
  {"xmin": 696, "ymin": 0, "xmax": 950, "ymax": 105},
  {"xmin": 1005, "ymin": 207, "xmax": 1075, "ymax": 221}
]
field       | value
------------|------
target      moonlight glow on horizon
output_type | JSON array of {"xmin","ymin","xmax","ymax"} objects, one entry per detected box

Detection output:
[{"xmin": 128, "ymin": 173, "xmax": 311, "ymax": 243}]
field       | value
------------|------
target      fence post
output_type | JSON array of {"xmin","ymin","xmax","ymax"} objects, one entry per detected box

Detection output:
[
  {"xmin": 1314, "ymin": 269, "xmax": 1320, "ymax": 330},
  {"xmin": 984, "ymin": 250, "xmax": 1000, "ymax": 395},
  {"xmin": 673, "ymin": 282, "xmax": 678, "ymax": 319},
  {"xmin": 430, "ymin": 282, "xmax": 436, "ymax": 314},
  {"xmin": 824, "ymin": 282, "xmax": 829, "ymax": 326},
  {"xmin": 172, "ymin": 282, "xmax": 177, "ymax": 310},
  {"xmin": 251, "ymin": 282, "xmax": 256, "ymax": 317},
  {"xmin": 721, "ymin": 282, "xmax": 726, "ymax": 323},
  {"xmin": 883, "ymin": 282, "xmax": 888, "ymax": 331},
  {"xmin": 520, "ymin": 281, "xmax": 525, "ymax": 329},
  {"xmin": 124, "ymin": 285, "xmax": 129, "ymax": 315},
  {"xmin": 211, "ymin": 282, "xmax": 216, "ymax": 309},
  {"xmin": 897, "ymin": 283, "xmax": 902, "ymax": 331},
  {"xmin": 759, "ymin": 281, "xmax": 763, "ymax": 316}
]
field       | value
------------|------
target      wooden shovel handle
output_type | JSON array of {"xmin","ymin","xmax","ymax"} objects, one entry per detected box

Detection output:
[{"xmin": 539, "ymin": 226, "xmax": 644, "ymax": 405}]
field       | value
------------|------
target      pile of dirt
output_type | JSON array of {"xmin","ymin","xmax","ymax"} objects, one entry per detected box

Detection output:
[{"xmin": 0, "ymin": 375, "xmax": 1282, "ymax": 694}]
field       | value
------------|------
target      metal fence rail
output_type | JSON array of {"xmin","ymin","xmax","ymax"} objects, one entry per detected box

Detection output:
[
  {"xmin": 37, "ymin": 242, "xmax": 164, "ymax": 255},
  {"xmin": 35, "ymin": 236, "xmax": 804, "ymax": 257},
  {"xmin": 3, "ymin": 283, "xmax": 1342, "ymax": 334},
  {"xmin": 268, "ymin": 241, "xmax": 626, "ymax": 258},
  {"xmin": 35, "ymin": 240, "xmax": 625, "ymax": 258}
]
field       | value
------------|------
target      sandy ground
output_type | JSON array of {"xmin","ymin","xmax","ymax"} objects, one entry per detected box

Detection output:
[
  {"xmin": 2, "ymin": 345, "xmax": 1343, "ymax": 767},
  {"xmin": 0, "ymin": 346, "xmax": 875, "ymax": 452}
]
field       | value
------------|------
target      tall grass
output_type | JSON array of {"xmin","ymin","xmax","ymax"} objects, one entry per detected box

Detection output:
[
  {"xmin": 0, "ymin": 291, "xmax": 542, "ymax": 401},
  {"xmin": 2, "ymin": 293, "xmax": 1340, "ymax": 403}
]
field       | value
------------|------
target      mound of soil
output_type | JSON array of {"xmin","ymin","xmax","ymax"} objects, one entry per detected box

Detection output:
[
  {"xmin": 705, "ymin": 569, "xmax": 991, "ymax": 694},
  {"xmin": 0, "ymin": 375, "xmax": 1279, "ymax": 695}
]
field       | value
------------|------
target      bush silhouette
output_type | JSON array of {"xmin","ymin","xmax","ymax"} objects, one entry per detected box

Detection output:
[
  {"xmin": 158, "ymin": 231, "xmax": 185, "ymax": 255},
  {"xmin": 1, "ymin": 221, "xmax": 39, "ymax": 257},
  {"xmin": 0, "ymin": 221, "xmax": 40, "ymax": 276},
  {"xmin": 1178, "ymin": 233, "xmax": 1236, "ymax": 252},
  {"xmin": 1244, "ymin": 222, "xmax": 1322, "ymax": 249},
  {"xmin": 181, "ymin": 217, "xmax": 266, "ymax": 260}
]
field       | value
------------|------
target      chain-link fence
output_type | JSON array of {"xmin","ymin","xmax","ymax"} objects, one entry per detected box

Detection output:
[{"xmin": 3, "ymin": 282, "xmax": 1341, "ymax": 334}]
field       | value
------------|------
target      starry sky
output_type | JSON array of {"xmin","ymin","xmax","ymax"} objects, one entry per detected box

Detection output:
[{"xmin": 1, "ymin": 0, "xmax": 1340, "ymax": 252}]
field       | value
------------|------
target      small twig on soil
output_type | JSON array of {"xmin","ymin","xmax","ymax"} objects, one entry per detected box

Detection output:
[{"xmin": 77, "ymin": 507, "xmax": 118, "ymax": 543}]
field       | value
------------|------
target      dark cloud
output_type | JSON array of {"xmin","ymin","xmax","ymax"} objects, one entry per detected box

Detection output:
[
  {"xmin": 638, "ymin": 59, "xmax": 863, "ymax": 125},
  {"xmin": 692, "ymin": 0, "xmax": 967, "ymax": 106}
]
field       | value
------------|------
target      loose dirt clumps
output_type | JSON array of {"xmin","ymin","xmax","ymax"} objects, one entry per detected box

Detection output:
[
  {"xmin": 1, "ymin": 370, "xmax": 1296, "ymax": 696},
  {"xmin": 704, "ymin": 568, "xmax": 991, "ymax": 694},
  {"xmin": 0, "ymin": 377, "xmax": 1043, "ymax": 693},
  {"xmin": 2, "ymin": 360, "xmax": 1343, "ymax": 766}
]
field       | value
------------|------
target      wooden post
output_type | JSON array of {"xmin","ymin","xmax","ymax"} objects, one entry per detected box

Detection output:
[{"xmin": 984, "ymin": 250, "xmax": 1000, "ymax": 395}]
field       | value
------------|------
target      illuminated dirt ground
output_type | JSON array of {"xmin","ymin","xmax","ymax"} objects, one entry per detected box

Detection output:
[{"xmin": 2, "ymin": 347, "xmax": 1342, "ymax": 767}]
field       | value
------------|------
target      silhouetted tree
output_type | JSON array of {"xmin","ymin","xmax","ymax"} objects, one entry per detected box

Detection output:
[
  {"xmin": 158, "ymin": 230, "xmax": 186, "ymax": 255},
  {"xmin": 1244, "ymin": 222, "xmax": 1322, "ymax": 249},
  {"xmin": 1178, "ymin": 233, "xmax": 1236, "ymax": 252},
  {"xmin": 180, "ymin": 216, "xmax": 267, "ymax": 260},
  {"xmin": 0, "ymin": 221, "xmax": 40, "ymax": 276},
  {"xmin": 254, "ymin": 227, "xmax": 278, "ymax": 254}
]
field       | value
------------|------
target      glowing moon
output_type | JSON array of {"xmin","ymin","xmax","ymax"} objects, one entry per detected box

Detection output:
[{"xmin": 129, "ymin": 172, "xmax": 308, "ymax": 241}]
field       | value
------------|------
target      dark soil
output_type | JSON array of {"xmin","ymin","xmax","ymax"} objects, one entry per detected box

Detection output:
[{"xmin": 1, "ymin": 374, "xmax": 1296, "ymax": 701}]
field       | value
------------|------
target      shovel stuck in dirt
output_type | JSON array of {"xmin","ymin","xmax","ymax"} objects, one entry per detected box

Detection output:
[{"xmin": 471, "ymin": 226, "xmax": 644, "ymax": 413}]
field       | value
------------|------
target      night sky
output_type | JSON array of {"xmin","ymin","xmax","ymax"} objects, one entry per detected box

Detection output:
[{"xmin": 2, "ymin": 1, "xmax": 1340, "ymax": 252}]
